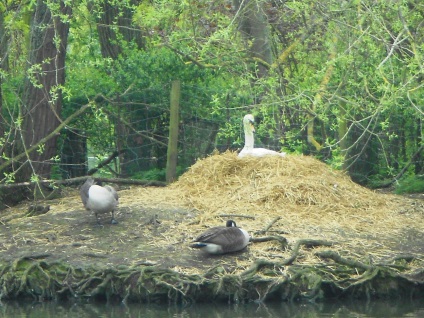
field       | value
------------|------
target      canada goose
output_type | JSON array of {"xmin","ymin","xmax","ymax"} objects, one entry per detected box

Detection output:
[
  {"xmin": 80, "ymin": 177, "xmax": 119, "ymax": 225},
  {"xmin": 190, "ymin": 220, "xmax": 250, "ymax": 254},
  {"xmin": 238, "ymin": 114, "xmax": 286, "ymax": 158}
]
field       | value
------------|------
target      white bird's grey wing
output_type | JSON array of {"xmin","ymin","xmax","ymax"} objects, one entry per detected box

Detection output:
[
  {"xmin": 80, "ymin": 177, "xmax": 95, "ymax": 208},
  {"xmin": 104, "ymin": 185, "xmax": 119, "ymax": 202},
  {"xmin": 79, "ymin": 178, "xmax": 119, "ymax": 225}
]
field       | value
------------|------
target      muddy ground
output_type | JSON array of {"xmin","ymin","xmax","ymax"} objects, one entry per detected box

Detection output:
[
  {"xmin": 0, "ymin": 186, "xmax": 422, "ymax": 275},
  {"xmin": 0, "ymin": 187, "xmax": 226, "ymax": 271}
]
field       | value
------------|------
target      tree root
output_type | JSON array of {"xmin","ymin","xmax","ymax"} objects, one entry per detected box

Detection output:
[
  {"xmin": 286, "ymin": 239, "xmax": 334, "ymax": 266},
  {"xmin": 0, "ymin": 244, "xmax": 422, "ymax": 303},
  {"xmin": 315, "ymin": 250, "xmax": 371, "ymax": 270},
  {"xmin": 255, "ymin": 216, "xmax": 281, "ymax": 235},
  {"xmin": 242, "ymin": 239, "xmax": 333, "ymax": 278},
  {"xmin": 250, "ymin": 235, "xmax": 288, "ymax": 248}
]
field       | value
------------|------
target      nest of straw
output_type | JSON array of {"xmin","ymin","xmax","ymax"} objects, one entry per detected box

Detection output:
[
  {"xmin": 156, "ymin": 151, "xmax": 423, "ymax": 273},
  {"xmin": 171, "ymin": 151, "xmax": 418, "ymax": 228}
]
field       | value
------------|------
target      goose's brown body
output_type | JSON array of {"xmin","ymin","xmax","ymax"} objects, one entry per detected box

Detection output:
[{"xmin": 190, "ymin": 220, "xmax": 250, "ymax": 254}]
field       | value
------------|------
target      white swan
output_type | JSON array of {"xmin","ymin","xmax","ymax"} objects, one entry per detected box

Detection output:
[
  {"xmin": 80, "ymin": 177, "xmax": 119, "ymax": 225},
  {"xmin": 238, "ymin": 114, "xmax": 286, "ymax": 158},
  {"xmin": 190, "ymin": 220, "xmax": 250, "ymax": 255}
]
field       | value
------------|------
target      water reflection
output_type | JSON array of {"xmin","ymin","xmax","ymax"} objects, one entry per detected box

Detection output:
[{"xmin": 0, "ymin": 299, "xmax": 423, "ymax": 317}]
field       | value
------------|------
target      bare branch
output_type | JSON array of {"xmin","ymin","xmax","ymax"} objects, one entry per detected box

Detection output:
[{"xmin": 0, "ymin": 101, "xmax": 93, "ymax": 174}]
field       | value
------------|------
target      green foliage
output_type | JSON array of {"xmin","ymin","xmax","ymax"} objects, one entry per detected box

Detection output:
[
  {"xmin": 134, "ymin": 0, "xmax": 180, "ymax": 33},
  {"xmin": 1, "ymin": 0, "xmax": 422, "ymax": 186},
  {"xmin": 132, "ymin": 166, "xmax": 185, "ymax": 181},
  {"xmin": 395, "ymin": 176, "xmax": 424, "ymax": 195},
  {"xmin": 325, "ymin": 148, "xmax": 345, "ymax": 170},
  {"xmin": 60, "ymin": 0, "xmax": 424, "ymax": 183}
]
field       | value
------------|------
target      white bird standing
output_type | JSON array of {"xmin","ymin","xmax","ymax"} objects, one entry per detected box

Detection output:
[
  {"xmin": 190, "ymin": 220, "xmax": 250, "ymax": 255},
  {"xmin": 80, "ymin": 177, "xmax": 119, "ymax": 225},
  {"xmin": 238, "ymin": 114, "xmax": 286, "ymax": 158}
]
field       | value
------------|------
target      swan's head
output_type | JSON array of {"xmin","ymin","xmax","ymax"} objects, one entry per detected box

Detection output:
[{"xmin": 243, "ymin": 114, "xmax": 255, "ymax": 133}]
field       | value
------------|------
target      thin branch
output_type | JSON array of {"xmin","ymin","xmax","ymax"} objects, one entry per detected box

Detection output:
[
  {"xmin": 87, "ymin": 149, "xmax": 127, "ymax": 175},
  {"xmin": 379, "ymin": 144, "xmax": 424, "ymax": 188},
  {"xmin": 0, "ymin": 176, "xmax": 167, "ymax": 189},
  {"xmin": 255, "ymin": 216, "xmax": 281, "ymax": 235},
  {"xmin": 377, "ymin": 31, "xmax": 407, "ymax": 69},
  {"xmin": 217, "ymin": 214, "xmax": 256, "ymax": 220},
  {"xmin": 0, "ymin": 101, "xmax": 93, "ymax": 173},
  {"xmin": 99, "ymin": 104, "xmax": 168, "ymax": 147},
  {"xmin": 407, "ymin": 89, "xmax": 424, "ymax": 116}
]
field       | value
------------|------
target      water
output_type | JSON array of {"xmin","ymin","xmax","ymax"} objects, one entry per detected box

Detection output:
[{"xmin": 0, "ymin": 299, "xmax": 423, "ymax": 318}]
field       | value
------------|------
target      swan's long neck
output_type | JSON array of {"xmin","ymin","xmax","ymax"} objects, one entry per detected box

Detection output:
[{"xmin": 244, "ymin": 124, "xmax": 254, "ymax": 150}]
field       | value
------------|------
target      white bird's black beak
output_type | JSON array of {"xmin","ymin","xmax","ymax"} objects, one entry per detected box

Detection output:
[{"xmin": 249, "ymin": 120, "xmax": 255, "ymax": 133}]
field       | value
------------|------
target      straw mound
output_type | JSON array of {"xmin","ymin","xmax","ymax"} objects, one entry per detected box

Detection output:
[
  {"xmin": 174, "ymin": 151, "xmax": 385, "ymax": 211},
  {"xmin": 162, "ymin": 151, "xmax": 423, "ymax": 273}
]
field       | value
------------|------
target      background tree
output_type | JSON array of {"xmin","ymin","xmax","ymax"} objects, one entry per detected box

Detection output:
[
  {"xmin": 0, "ymin": 5, "xmax": 6, "ymax": 140},
  {"xmin": 17, "ymin": 0, "xmax": 71, "ymax": 182},
  {"xmin": 0, "ymin": 0, "xmax": 422, "ymax": 197}
]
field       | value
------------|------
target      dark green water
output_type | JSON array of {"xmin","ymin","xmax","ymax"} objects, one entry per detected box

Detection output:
[{"xmin": 0, "ymin": 299, "xmax": 423, "ymax": 318}]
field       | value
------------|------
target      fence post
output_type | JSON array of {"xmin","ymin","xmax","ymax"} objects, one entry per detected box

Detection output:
[{"xmin": 166, "ymin": 80, "xmax": 180, "ymax": 183}]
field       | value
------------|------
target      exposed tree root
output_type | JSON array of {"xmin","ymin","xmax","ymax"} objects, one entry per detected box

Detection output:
[
  {"xmin": 315, "ymin": 250, "xmax": 371, "ymax": 270},
  {"xmin": 255, "ymin": 216, "xmax": 282, "ymax": 235},
  {"xmin": 250, "ymin": 235, "xmax": 288, "ymax": 248},
  {"xmin": 245, "ymin": 238, "xmax": 334, "ymax": 278},
  {"xmin": 0, "ymin": 246, "xmax": 423, "ymax": 303}
]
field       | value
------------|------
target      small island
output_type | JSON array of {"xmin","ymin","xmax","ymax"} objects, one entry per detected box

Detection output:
[{"xmin": 0, "ymin": 152, "xmax": 422, "ymax": 303}]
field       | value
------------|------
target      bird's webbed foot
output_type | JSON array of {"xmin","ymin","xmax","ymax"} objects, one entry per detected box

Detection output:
[
  {"xmin": 111, "ymin": 211, "xmax": 118, "ymax": 224},
  {"xmin": 94, "ymin": 214, "xmax": 103, "ymax": 227}
]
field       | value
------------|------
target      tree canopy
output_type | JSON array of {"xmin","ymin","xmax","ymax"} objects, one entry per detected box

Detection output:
[{"xmin": 0, "ymin": 0, "xmax": 423, "ymax": 196}]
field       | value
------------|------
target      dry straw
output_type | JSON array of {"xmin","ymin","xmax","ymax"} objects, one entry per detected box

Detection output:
[
  {"xmin": 171, "ymin": 151, "xmax": 416, "ymax": 230},
  {"xmin": 159, "ymin": 151, "xmax": 423, "ymax": 271},
  {"xmin": 2, "ymin": 151, "xmax": 422, "ymax": 275}
]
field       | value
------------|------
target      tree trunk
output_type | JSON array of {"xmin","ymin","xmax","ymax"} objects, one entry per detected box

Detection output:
[
  {"xmin": 338, "ymin": 101, "xmax": 349, "ymax": 171},
  {"xmin": 19, "ymin": 0, "xmax": 71, "ymax": 181},
  {"xmin": 415, "ymin": 117, "xmax": 423, "ymax": 174},
  {"xmin": 234, "ymin": 0, "xmax": 272, "ymax": 78},
  {"xmin": 90, "ymin": 0, "xmax": 145, "ymax": 59},
  {"xmin": 86, "ymin": 0, "xmax": 145, "ymax": 177},
  {"xmin": 166, "ymin": 80, "xmax": 180, "ymax": 183},
  {"xmin": 307, "ymin": 36, "xmax": 338, "ymax": 152},
  {"xmin": 0, "ymin": 7, "xmax": 6, "ymax": 141}
]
